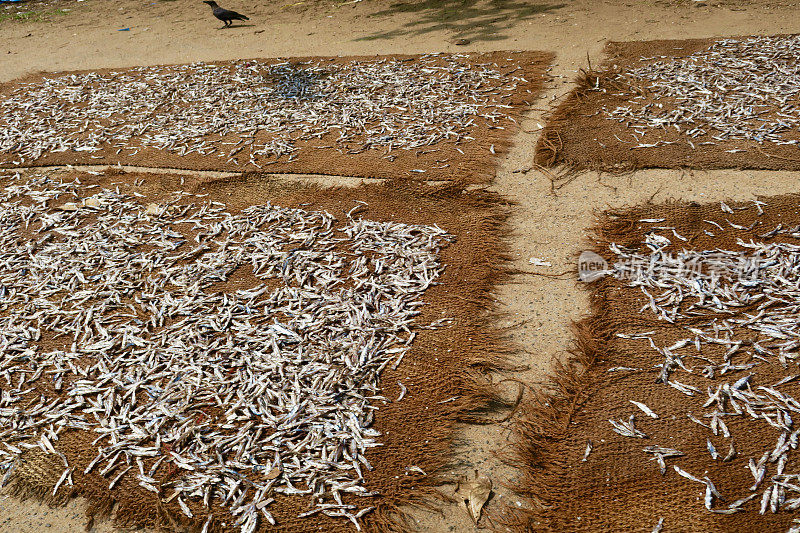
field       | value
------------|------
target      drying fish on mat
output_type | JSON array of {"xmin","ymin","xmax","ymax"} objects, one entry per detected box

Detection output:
[
  {"xmin": 535, "ymin": 34, "xmax": 800, "ymax": 173},
  {"xmin": 0, "ymin": 168, "xmax": 516, "ymax": 532},
  {"xmin": 644, "ymin": 445, "xmax": 684, "ymax": 475},
  {"xmin": 630, "ymin": 400, "xmax": 658, "ymax": 418},
  {"xmin": 511, "ymin": 194, "xmax": 800, "ymax": 531},
  {"xmin": 609, "ymin": 415, "xmax": 648, "ymax": 439},
  {"xmin": 0, "ymin": 52, "xmax": 551, "ymax": 183}
]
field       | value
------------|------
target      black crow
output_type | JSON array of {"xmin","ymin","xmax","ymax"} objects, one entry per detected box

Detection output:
[{"xmin": 203, "ymin": 1, "xmax": 249, "ymax": 28}]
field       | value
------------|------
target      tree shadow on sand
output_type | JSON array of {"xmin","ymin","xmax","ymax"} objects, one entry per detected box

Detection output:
[{"xmin": 356, "ymin": 0, "xmax": 566, "ymax": 43}]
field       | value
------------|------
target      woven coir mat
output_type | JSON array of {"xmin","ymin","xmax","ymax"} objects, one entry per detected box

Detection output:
[
  {"xmin": 0, "ymin": 169, "xmax": 515, "ymax": 532},
  {"xmin": 0, "ymin": 51, "xmax": 552, "ymax": 183},
  {"xmin": 535, "ymin": 34, "xmax": 800, "ymax": 172},
  {"xmin": 513, "ymin": 194, "xmax": 800, "ymax": 531}
]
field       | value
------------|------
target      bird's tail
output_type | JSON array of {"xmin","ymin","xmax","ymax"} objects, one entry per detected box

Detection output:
[{"xmin": 239, "ymin": 14, "xmax": 249, "ymax": 20}]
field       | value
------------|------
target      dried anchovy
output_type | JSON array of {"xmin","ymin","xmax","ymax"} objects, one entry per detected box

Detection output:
[
  {"xmin": 0, "ymin": 55, "xmax": 517, "ymax": 165},
  {"xmin": 0, "ymin": 171, "xmax": 452, "ymax": 532},
  {"xmin": 608, "ymin": 206, "xmax": 800, "ymax": 520},
  {"xmin": 603, "ymin": 35, "xmax": 800, "ymax": 147}
]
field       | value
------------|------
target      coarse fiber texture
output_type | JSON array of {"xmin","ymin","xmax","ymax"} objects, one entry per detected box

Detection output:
[
  {"xmin": 0, "ymin": 169, "xmax": 517, "ymax": 533},
  {"xmin": 535, "ymin": 35, "xmax": 800, "ymax": 173},
  {"xmin": 511, "ymin": 194, "xmax": 800, "ymax": 532},
  {"xmin": 0, "ymin": 51, "xmax": 552, "ymax": 183}
]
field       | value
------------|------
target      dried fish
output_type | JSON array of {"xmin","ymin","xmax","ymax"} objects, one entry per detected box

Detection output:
[
  {"xmin": 582, "ymin": 440, "xmax": 593, "ymax": 462},
  {"xmin": 630, "ymin": 400, "xmax": 659, "ymax": 419},
  {"xmin": 707, "ymin": 439, "xmax": 719, "ymax": 460},
  {"xmin": 609, "ymin": 415, "xmax": 648, "ymax": 439},
  {"xmin": 0, "ymin": 172, "xmax": 453, "ymax": 531},
  {"xmin": 723, "ymin": 440, "xmax": 737, "ymax": 462},
  {"xmin": 651, "ymin": 517, "xmax": 664, "ymax": 533},
  {"xmin": 673, "ymin": 465, "xmax": 703, "ymax": 484},
  {"xmin": 602, "ymin": 36, "xmax": 800, "ymax": 150},
  {"xmin": 0, "ymin": 56, "xmax": 522, "ymax": 167},
  {"xmin": 606, "ymin": 204, "xmax": 800, "ymax": 518},
  {"xmin": 644, "ymin": 446, "xmax": 683, "ymax": 475}
]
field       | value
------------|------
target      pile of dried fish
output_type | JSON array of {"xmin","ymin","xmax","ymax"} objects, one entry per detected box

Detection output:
[
  {"xmin": 0, "ymin": 171, "xmax": 452, "ymax": 532},
  {"xmin": 0, "ymin": 55, "xmax": 519, "ymax": 165},
  {"xmin": 602, "ymin": 202, "xmax": 800, "ymax": 523},
  {"xmin": 603, "ymin": 35, "xmax": 800, "ymax": 147}
]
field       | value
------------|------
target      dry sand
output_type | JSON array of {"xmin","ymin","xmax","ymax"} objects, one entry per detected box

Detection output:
[{"xmin": 2, "ymin": 0, "xmax": 800, "ymax": 531}]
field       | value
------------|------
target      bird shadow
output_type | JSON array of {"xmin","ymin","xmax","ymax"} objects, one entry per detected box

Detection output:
[
  {"xmin": 355, "ymin": 0, "xmax": 566, "ymax": 43},
  {"xmin": 218, "ymin": 23, "xmax": 256, "ymax": 29}
]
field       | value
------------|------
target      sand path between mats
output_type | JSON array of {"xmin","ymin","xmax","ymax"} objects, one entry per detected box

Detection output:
[{"xmin": 2, "ymin": 0, "xmax": 800, "ymax": 531}]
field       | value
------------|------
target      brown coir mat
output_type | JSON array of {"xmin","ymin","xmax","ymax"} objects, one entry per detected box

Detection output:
[
  {"xmin": 0, "ymin": 169, "xmax": 515, "ymax": 532},
  {"xmin": 511, "ymin": 194, "xmax": 800, "ymax": 531},
  {"xmin": 535, "ymin": 35, "xmax": 800, "ymax": 173},
  {"xmin": 0, "ymin": 51, "xmax": 552, "ymax": 183}
]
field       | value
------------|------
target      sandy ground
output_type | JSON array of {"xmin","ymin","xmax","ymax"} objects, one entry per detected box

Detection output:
[{"xmin": 2, "ymin": 0, "xmax": 800, "ymax": 531}]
